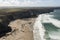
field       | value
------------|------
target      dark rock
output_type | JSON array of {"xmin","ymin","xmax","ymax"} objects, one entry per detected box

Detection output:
[{"xmin": 0, "ymin": 23, "xmax": 12, "ymax": 37}]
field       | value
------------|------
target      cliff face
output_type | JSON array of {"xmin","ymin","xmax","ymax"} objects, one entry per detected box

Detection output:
[
  {"xmin": 8, "ymin": 9, "xmax": 54, "ymax": 19},
  {"xmin": 0, "ymin": 15, "xmax": 12, "ymax": 37}
]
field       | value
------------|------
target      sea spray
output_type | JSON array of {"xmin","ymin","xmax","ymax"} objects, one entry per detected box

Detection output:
[{"xmin": 33, "ymin": 14, "xmax": 46, "ymax": 40}]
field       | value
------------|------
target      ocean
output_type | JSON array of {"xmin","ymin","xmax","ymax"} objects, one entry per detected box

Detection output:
[{"xmin": 33, "ymin": 9, "xmax": 60, "ymax": 40}]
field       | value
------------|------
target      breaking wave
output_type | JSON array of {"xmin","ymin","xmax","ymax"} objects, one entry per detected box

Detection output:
[{"xmin": 33, "ymin": 9, "xmax": 60, "ymax": 40}]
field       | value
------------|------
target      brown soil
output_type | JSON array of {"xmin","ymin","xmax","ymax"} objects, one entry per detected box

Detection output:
[{"xmin": 0, "ymin": 18, "xmax": 36, "ymax": 40}]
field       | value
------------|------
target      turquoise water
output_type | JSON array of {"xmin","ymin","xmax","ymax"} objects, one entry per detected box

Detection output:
[{"xmin": 42, "ymin": 9, "xmax": 60, "ymax": 40}]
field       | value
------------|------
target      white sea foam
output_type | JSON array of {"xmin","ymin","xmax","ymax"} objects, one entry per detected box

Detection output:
[
  {"xmin": 48, "ymin": 16, "xmax": 60, "ymax": 28},
  {"xmin": 42, "ymin": 14, "xmax": 60, "ymax": 28},
  {"xmin": 44, "ymin": 14, "xmax": 60, "ymax": 40},
  {"xmin": 33, "ymin": 14, "xmax": 46, "ymax": 40},
  {"xmin": 33, "ymin": 13, "xmax": 60, "ymax": 40},
  {"xmin": 33, "ymin": 9, "xmax": 60, "ymax": 40}
]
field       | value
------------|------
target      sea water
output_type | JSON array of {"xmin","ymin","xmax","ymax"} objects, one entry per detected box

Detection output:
[{"xmin": 33, "ymin": 9, "xmax": 60, "ymax": 40}]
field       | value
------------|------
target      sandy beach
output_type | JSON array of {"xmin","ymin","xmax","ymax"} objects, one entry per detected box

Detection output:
[{"xmin": 0, "ymin": 18, "xmax": 36, "ymax": 40}]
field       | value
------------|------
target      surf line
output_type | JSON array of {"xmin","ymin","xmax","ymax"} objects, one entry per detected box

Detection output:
[{"xmin": 33, "ymin": 14, "xmax": 46, "ymax": 40}]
